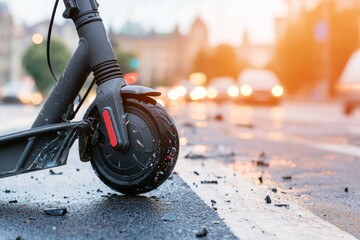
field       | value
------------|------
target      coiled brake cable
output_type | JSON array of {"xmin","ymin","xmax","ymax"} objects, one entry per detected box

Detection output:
[
  {"xmin": 46, "ymin": 0, "xmax": 96, "ymax": 119},
  {"xmin": 47, "ymin": 0, "xmax": 59, "ymax": 82}
]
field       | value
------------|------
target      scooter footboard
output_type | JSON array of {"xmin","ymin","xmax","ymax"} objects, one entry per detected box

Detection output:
[{"xmin": 0, "ymin": 122, "xmax": 88, "ymax": 178}]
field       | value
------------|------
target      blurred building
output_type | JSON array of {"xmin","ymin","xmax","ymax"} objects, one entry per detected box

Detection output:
[
  {"xmin": 0, "ymin": 2, "xmax": 13, "ymax": 87},
  {"xmin": 110, "ymin": 17, "xmax": 209, "ymax": 86}
]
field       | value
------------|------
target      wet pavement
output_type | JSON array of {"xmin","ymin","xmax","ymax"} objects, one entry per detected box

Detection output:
[
  {"xmin": 1, "ymin": 101, "xmax": 360, "ymax": 239},
  {"xmin": 0, "ymin": 146, "xmax": 235, "ymax": 240},
  {"xmin": 169, "ymin": 100, "xmax": 360, "ymax": 238}
]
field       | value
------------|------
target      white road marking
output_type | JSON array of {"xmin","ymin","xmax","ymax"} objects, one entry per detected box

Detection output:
[
  {"xmin": 175, "ymin": 146, "xmax": 357, "ymax": 240},
  {"xmin": 316, "ymin": 143, "xmax": 360, "ymax": 158}
]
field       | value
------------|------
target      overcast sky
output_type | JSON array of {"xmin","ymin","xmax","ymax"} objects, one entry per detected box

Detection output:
[{"xmin": 1, "ymin": 0, "xmax": 288, "ymax": 46}]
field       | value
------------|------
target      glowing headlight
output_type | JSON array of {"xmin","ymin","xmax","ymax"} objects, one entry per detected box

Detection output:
[
  {"xmin": 228, "ymin": 86, "xmax": 240, "ymax": 97},
  {"xmin": 206, "ymin": 87, "xmax": 218, "ymax": 99},
  {"xmin": 240, "ymin": 85, "xmax": 252, "ymax": 96},
  {"xmin": 272, "ymin": 85, "xmax": 284, "ymax": 97},
  {"xmin": 190, "ymin": 86, "xmax": 207, "ymax": 101}
]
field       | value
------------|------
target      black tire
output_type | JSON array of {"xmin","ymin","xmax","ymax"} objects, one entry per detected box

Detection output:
[{"xmin": 89, "ymin": 96, "xmax": 179, "ymax": 195}]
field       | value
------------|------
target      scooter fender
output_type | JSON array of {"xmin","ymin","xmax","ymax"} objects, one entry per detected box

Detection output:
[
  {"xmin": 78, "ymin": 85, "xmax": 160, "ymax": 162},
  {"xmin": 120, "ymin": 85, "xmax": 161, "ymax": 97}
]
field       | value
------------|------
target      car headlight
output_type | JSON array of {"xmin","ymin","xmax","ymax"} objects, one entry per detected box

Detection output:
[
  {"xmin": 190, "ymin": 86, "xmax": 207, "ymax": 101},
  {"xmin": 227, "ymin": 86, "xmax": 239, "ymax": 97},
  {"xmin": 240, "ymin": 85, "xmax": 252, "ymax": 96},
  {"xmin": 207, "ymin": 87, "xmax": 218, "ymax": 99},
  {"xmin": 271, "ymin": 85, "xmax": 284, "ymax": 97}
]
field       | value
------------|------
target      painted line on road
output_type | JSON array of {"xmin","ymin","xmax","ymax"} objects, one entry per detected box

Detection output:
[
  {"xmin": 316, "ymin": 143, "xmax": 360, "ymax": 158},
  {"xmin": 175, "ymin": 146, "xmax": 357, "ymax": 240}
]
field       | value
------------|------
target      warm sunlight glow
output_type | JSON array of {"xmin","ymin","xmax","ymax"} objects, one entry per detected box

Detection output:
[
  {"xmin": 240, "ymin": 85, "xmax": 253, "ymax": 96},
  {"xmin": 189, "ymin": 72, "xmax": 207, "ymax": 86}
]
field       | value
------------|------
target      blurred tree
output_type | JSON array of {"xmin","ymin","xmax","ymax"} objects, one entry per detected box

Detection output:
[
  {"xmin": 192, "ymin": 44, "xmax": 243, "ymax": 83},
  {"xmin": 272, "ymin": 1, "xmax": 360, "ymax": 96},
  {"xmin": 114, "ymin": 48, "xmax": 138, "ymax": 74},
  {"xmin": 23, "ymin": 39, "xmax": 71, "ymax": 95}
]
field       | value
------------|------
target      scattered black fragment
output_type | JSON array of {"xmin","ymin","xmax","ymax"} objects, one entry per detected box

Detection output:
[
  {"xmin": 201, "ymin": 180, "xmax": 218, "ymax": 184},
  {"xmin": 258, "ymin": 176, "xmax": 263, "ymax": 184},
  {"xmin": 9, "ymin": 200, "xmax": 18, "ymax": 204},
  {"xmin": 345, "ymin": 187, "xmax": 349, "ymax": 193},
  {"xmin": 265, "ymin": 195, "xmax": 272, "ymax": 204},
  {"xmin": 196, "ymin": 228, "xmax": 208, "ymax": 238},
  {"xmin": 49, "ymin": 169, "xmax": 63, "ymax": 175},
  {"xmin": 101, "ymin": 193, "xmax": 119, "ymax": 199},
  {"xmin": 97, "ymin": 189, "xmax": 103, "ymax": 193},
  {"xmin": 211, "ymin": 199, "xmax": 217, "ymax": 206},
  {"xmin": 271, "ymin": 188, "xmax": 278, "ymax": 193},
  {"xmin": 4, "ymin": 189, "xmax": 11, "ymax": 193},
  {"xmin": 16, "ymin": 237, "xmax": 22, "ymax": 240},
  {"xmin": 252, "ymin": 160, "xmax": 269, "ymax": 167},
  {"xmin": 183, "ymin": 122, "xmax": 196, "ymax": 128},
  {"xmin": 162, "ymin": 212, "xmax": 176, "ymax": 222},
  {"xmin": 76, "ymin": 168, "xmax": 80, "ymax": 172},
  {"xmin": 193, "ymin": 171, "xmax": 200, "ymax": 176},
  {"xmin": 236, "ymin": 123, "xmax": 254, "ymax": 129},
  {"xmin": 214, "ymin": 114, "xmax": 224, "ymax": 122},
  {"xmin": 184, "ymin": 152, "xmax": 208, "ymax": 160},
  {"xmin": 44, "ymin": 208, "xmax": 68, "ymax": 216},
  {"xmin": 282, "ymin": 176, "xmax": 292, "ymax": 180},
  {"xmin": 274, "ymin": 204, "xmax": 290, "ymax": 209}
]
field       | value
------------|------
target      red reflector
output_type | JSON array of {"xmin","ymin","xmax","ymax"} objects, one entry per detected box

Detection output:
[{"xmin": 102, "ymin": 109, "xmax": 118, "ymax": 148}]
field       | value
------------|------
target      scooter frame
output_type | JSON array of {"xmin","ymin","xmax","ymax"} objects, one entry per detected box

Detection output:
[{"xmin": 0, "ymin": 0, "xmax": 160, "ymax": 178}]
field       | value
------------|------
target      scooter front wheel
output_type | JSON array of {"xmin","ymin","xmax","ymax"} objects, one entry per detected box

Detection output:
[{"xmin": 89, "ymin": 96, "xmax": 179, "ymax": 195}]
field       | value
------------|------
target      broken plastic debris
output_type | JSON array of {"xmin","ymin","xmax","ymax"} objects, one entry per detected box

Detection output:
[
  {"xmin": 265, "ymin": 195, "xmax": 272, "ymax": 204},
  {"xmin": 9, "ymin": 200, "xmax": 18, "ymax": 204},
  {"xmin": 252, "ymin": 160, "xmax": 269, "ymax": 167},
  {"xmin": 214, "ymin": 114, "xmax": 224, "ymax": 121},
  {"xmin": 282, "ymin": 176, "xmax": 292, "ymax": 180},
  {"xmin": 44, "ymin": 208, "xmax": 68, "ymax": 216},
  {"xmin": 201, "ymin": 180, "xmax": 218, "ymax": 184},
  {"xmin": 345, "ymin": 187, "xmax": 349, "ymax": 193},
  {"xmin": 274, "ymin": 204, "xmax": 290, "ymax": 209},
  {"xmin": 196, "ymin": 228, "xmax": 208, "ymax": 238},
  {"xmin": 184, "ymin": 152, "xmax": 208, "ymax": 160},
  {"xmin": 49, "ymin": 169, "xmax": 63, "ymax": 175}
]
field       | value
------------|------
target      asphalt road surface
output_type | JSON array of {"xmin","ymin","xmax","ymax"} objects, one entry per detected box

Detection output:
[
  {"xmin": 169, "ymin": 100, "xmax": 360, "ymax": 239},
  {"xmin": 0, "ymin": 100, "xmax": 359, "ymax": 239}
]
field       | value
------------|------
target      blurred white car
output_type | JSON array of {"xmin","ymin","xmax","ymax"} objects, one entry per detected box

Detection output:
[
  {"xmin": 1, "ymin": 84, "xmax": 42, "ymax": 105},
  {"xmin": 206, "ymin": 77, "xmax": 239, "ymax": 102},
  {"xmin": 337, "ymin": 49, "xmax": 360, "ymax": 115},
  {"xmin": 238, "ymin": 69, "xmax": 284, "ymax": 105},
  {"xmin": 168, "ymin": 80, "xmax": 207, "ymax": 102}
]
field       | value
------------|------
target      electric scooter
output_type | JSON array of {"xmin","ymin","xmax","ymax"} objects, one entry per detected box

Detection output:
[{"xmin": 0, "ymin": 0, "xmax": 179, "ymax": 195}]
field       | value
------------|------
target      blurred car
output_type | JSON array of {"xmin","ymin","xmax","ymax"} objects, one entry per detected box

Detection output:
[
  {"xmin": 237, "ymin": 69, "xmax": 284, "ymax": 105},
  {"xmin": 1, "ymin": 84, "xmax": 43, "ymax": 105},
  {"xmin": 168, "ymin": 80, "xmax": 206, "ymax": 102},
  {"xmin": 337, "ymin": 49, "xmax": 360, "ymax": 115},
  {"xmin": 206, "ymin": 77, "xmax": 239, "ymax": 102}
]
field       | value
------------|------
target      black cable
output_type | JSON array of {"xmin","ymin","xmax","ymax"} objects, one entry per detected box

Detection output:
[{"xmin": 47, "ymin": 0, "xmax": 60, "ymax": 82}]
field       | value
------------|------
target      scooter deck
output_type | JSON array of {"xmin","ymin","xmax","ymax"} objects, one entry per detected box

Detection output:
[{"xmin": 0, "ymin": 121, "xmax": 88, "ymax": 178}]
